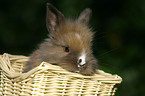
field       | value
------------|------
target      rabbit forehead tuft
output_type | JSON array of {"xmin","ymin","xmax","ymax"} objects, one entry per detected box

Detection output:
[
  {"xmin": 54, "ymin": 32, "xmax": 92, "ymax": 54},
  {"xmin": 54, "ymin": 20, "xmax": 94, "ymax": 37},
  {"xmin": 75, "ymin": 33, "xmax": 81, "ymax": 39},
  {"xmin": 53, "ymin": 20, "xmax": 93, "ymax": 42},
  {"xmin": 50, "ymin": 19, "xmax": 94, "ymax": 53}
]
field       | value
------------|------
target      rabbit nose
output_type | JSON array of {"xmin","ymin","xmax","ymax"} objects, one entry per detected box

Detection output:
[
  {"xmin": 78, "ymin": 59, "xmax": 82, "ymax": 63},
  {"xmin": 78, "ymin": 50, "xmax": 86, "ymax": 67},
  {"xmin": 78, "ymin": 58, "xmax": 86, "ymax": 66}
]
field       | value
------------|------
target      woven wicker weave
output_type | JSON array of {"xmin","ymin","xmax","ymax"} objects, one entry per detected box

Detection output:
[{"xmin": 0, "ymin": 53, "xmax": 122, "ymax": 96}]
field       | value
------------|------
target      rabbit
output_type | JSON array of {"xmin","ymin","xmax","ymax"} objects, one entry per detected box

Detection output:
[{"xmin": 24, "ymin": 3, "xmax": 98, "ymax": 75}]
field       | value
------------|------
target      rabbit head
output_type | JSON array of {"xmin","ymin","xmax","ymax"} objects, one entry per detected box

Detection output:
[{"xmin": 25, "ymin": 3, "xmax": 98, "ymax": 75}]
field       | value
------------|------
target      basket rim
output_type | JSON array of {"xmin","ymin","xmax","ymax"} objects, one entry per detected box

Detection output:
[{"xmin": 0, "ymin": 53, "xmax": 122, "ymax": 83}]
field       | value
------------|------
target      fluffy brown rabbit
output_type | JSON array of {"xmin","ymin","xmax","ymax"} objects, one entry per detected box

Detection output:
[{"xmin": 24, "ymin": 3, "xmax": 98, "ymax": 75}]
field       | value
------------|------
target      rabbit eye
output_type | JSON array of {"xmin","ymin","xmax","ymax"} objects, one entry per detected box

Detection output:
[{"xmin": 64, "ymin": 47, "xmax": 69, "ymax": 52}]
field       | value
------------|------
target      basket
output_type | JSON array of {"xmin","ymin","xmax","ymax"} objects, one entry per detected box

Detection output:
[{"xmin": 0, "ymin": 53, "xmax": 122, "ymax": 96}]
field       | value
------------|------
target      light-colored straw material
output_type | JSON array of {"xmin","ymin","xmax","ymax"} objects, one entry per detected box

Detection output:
[{"xmin": 0, "ymin": 53, "xmax": 122, "ymax": 96}]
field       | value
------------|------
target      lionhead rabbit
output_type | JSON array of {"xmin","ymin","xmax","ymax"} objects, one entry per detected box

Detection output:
[{"xmin": 24, "ymin": 3, "xmax": 98, "ymax": 75}]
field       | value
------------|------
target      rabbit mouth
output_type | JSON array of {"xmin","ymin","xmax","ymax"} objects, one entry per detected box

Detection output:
[{"xmin": 77, "ymin": 63, "xmax": 87, "ymax": 72}]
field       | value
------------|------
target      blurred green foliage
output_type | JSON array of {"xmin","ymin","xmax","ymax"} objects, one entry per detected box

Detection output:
[{"xmin": 0, "ymin": 0, "xmax": 145, "ymax": 96}]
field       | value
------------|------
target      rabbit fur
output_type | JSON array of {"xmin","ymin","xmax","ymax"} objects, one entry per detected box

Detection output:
[{"xmin": 24, "ymin": 3, "xmax": 98, "ymax": 75}]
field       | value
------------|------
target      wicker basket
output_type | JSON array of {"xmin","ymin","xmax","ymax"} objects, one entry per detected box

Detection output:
[{"xmin": 0, "ymin": 53, "xmax": 122, "ymax": 96}]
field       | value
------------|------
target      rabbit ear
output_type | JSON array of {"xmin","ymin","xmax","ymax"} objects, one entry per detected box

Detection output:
[
  {"xmin": 77, "ymin": 8, "xmax": 92, "ymax": 24},
  {"xmin": 46, "ymin": 3, "xmax": 65, "ymax": 32}
]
